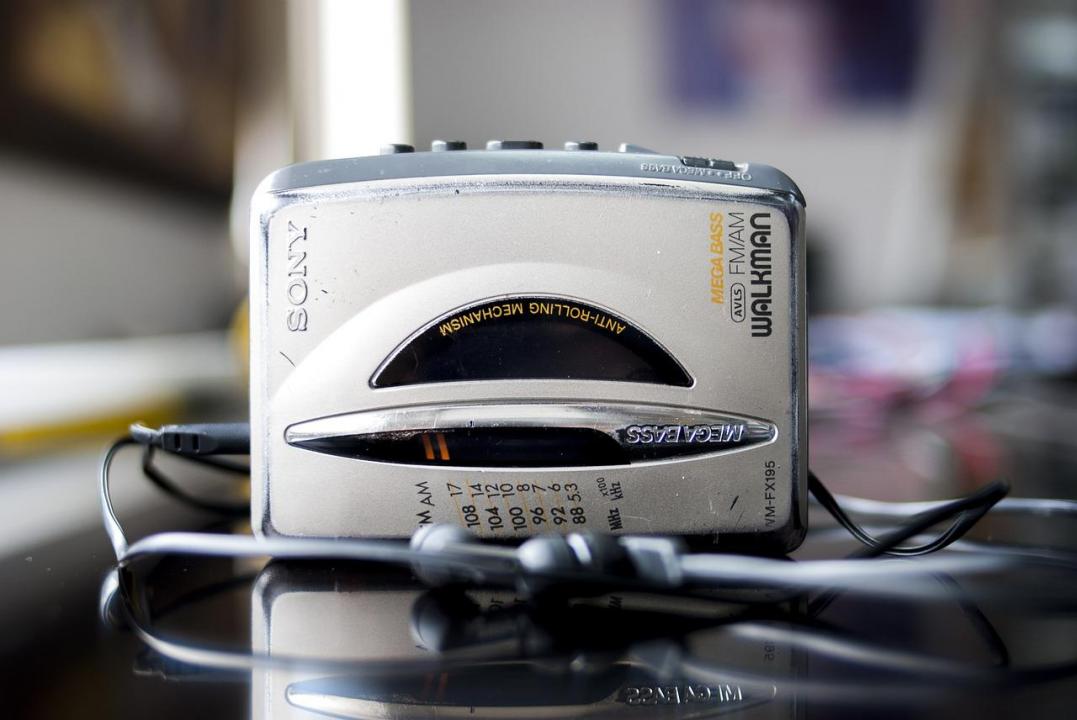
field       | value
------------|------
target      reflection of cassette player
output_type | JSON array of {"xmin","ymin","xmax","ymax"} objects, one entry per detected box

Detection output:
[
  {"xmin": 251, "ymin": 563, "xmax": 803, "ymax": 719},
  {"xmin": 251, "ymin": 141, "xmax": 807, "ymax": 549}
]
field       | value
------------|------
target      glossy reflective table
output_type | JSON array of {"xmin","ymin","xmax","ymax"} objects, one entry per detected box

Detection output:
[{"xmin": 4, "ymin": 384, "xmax": 1077, "ymax": 719}]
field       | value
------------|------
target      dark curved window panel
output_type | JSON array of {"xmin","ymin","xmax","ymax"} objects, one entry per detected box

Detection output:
[
  {"xmin": 372, "ymin": 297, "xmax": 692, "ymax": 388},
  {"xmin": 291, "ymin": 427, "xmax": 629, "ymax": 468}
]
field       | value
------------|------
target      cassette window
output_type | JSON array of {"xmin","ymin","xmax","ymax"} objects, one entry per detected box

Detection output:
[{"xmin": 371, "ymin": 296, "xmax": 692, "ymax": 388}]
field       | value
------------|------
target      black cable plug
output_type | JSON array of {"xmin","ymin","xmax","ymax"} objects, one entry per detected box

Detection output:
[{"xmin": 130, "ymin": 422, "xmax": 250, "ymax": 456}]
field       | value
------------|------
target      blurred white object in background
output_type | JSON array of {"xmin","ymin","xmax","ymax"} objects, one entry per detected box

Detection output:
[
  {"xmin": 318, "ymin": 0, "xmax": 412, "ymax": 159},
  {"xmin": 229, "ymin": 0, "xmax": 412, "ymax": 266},
  {"xmin": 0, "ymin": 332, "xmax": 238, "ymax": 454}
]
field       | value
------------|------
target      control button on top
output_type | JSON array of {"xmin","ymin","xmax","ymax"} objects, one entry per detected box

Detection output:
[
  {"xmin": 564, "ymin": 141, "xmax": 599, "ymax": 151},
  {"xmin": 486, "ymin": 140, "xmax": 544, "ymax": 150},
  {"xmin": 709, "ymin": 158, "xmax": 738, "ymax": 171},
  {"xmin": 680, "ymin": 156, "xmax": 710, "ymax": 168},
  {"xmin": 380, "ymin": 143, "xmax": 415, "ymax": 154},
  {"xmin": 431, "ymin": 140, "xmax": 467, "ymax": 151}
]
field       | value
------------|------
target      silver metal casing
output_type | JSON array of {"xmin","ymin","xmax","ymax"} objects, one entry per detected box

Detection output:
[{"xmin": 250, "ymin": 148, "xmax": 807, "ymax": 552}]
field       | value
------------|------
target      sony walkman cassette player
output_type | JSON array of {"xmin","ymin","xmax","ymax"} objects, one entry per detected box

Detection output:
[{"xmin": 250, "ymin": 140, "xmax": 806, "ymax": 552}]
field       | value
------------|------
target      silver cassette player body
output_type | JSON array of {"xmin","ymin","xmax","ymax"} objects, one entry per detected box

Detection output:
[{"xmin": 251, "ymin": 145, "xmax": 806, "ymax": 552}]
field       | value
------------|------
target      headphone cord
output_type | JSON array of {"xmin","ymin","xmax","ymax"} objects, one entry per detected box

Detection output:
[{"xmin": 120, "ymin": 422, "xmax": 1014, "ymax": 559}]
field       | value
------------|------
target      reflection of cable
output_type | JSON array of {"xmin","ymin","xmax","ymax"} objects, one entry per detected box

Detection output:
[
  {"xmin": 99, "ymin": 563, "xmax": 1077, "ymax": 700},
  {"xmin": 678, "ymin": 624, "xmax": 1077, "ymax": 693}
]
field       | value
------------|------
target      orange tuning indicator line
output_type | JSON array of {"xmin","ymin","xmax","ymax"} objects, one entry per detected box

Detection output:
[
  {"xmin": 420, "ymin": 433, "xmax": 435, "ymax": 460},
  {"xmin": 435, "ymin": 432, "xmax": 450, "ymax": 461}
]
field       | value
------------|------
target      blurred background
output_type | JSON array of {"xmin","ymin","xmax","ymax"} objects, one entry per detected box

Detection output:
[
  {"xmin": 2, "ymin": 1, "xmax": 1077, "ymax": 716},
  {"xmin": 2, "ymin": 0, "xmax": 1077, "ymax": 518}
]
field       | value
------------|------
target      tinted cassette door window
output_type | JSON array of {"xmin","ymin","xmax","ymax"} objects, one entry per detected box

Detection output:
[{"xmin": 371, "ymin": 296, "xmax": 691, "ymax": 388}]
